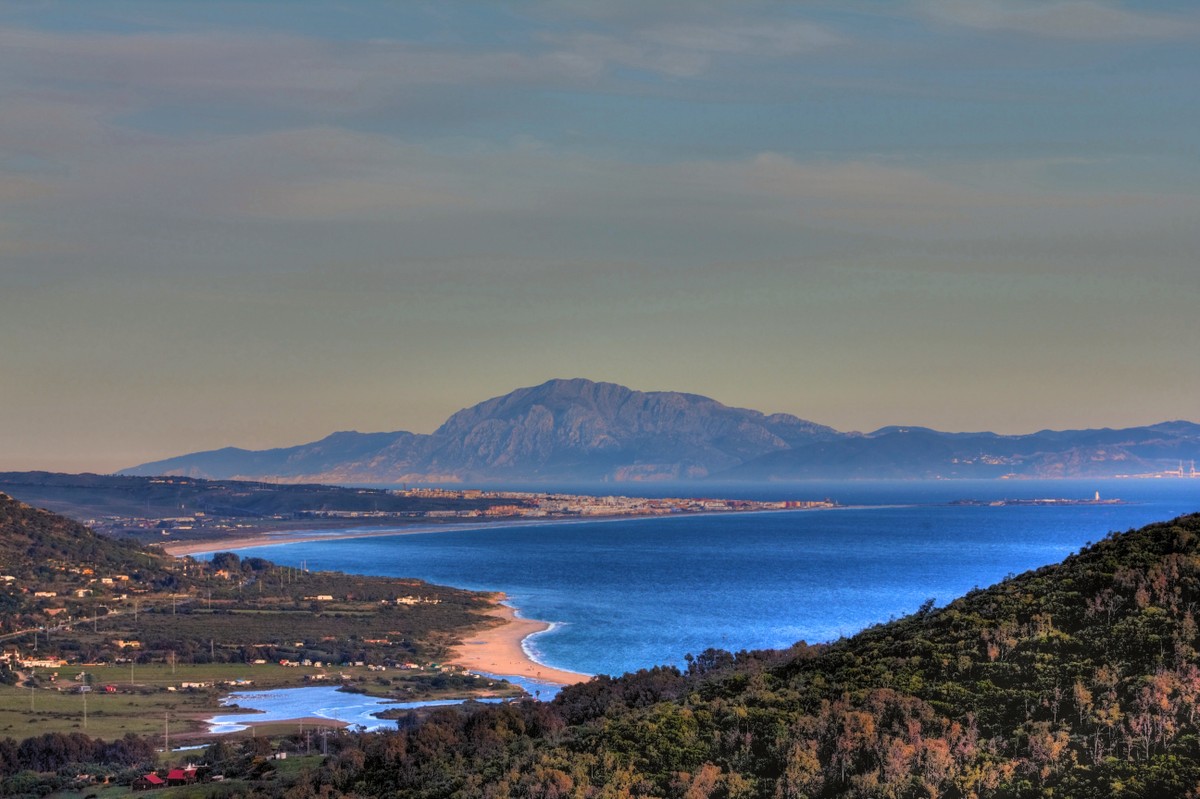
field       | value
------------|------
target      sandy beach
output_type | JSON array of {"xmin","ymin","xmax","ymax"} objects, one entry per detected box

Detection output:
[
  {"xmin": 163, "ymin": 525, "xmax": 593, "ymax": 688},
  {"xmin": 158, "ymin": 521, "xmax": 517, "ymax": 557},
  {"xmin": 156, "ymin": 508, "xmax": 816, "ymax": 558},
  {"xmin": 158, "ymin": 515, "xmax": 638, "ymax": 557},
  {"xmin": 449, "ymin": 598, "xmax": 591, "ymax": 687},
  {"xmin": 162, "ymin": 523, "xmax": 598, "ymax": 692}
]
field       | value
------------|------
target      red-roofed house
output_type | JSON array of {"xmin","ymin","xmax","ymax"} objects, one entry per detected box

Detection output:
[
  {"xmin": 167, "ymin": 767, "xmax": 197, "ymax": 786},
  {"xmin": 132, "ymin": 772, "xmax": 165, "ymax": 790}
]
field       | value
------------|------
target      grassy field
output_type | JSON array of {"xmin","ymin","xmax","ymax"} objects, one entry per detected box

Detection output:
[
  {"xmin": 3, "ymin": 662, "xmax": 342, "ymax": 742},
  {"xmin": 0, "ymin": 666, "xmax": 238, "ymax": 742},
  {"xmin": 1, "ymin": 660, "xmax": 522, "ymax": 743}
]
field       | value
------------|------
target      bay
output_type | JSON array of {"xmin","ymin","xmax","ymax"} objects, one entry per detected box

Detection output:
[{"xmin": 225, "ymin": 479, "xmax": 1199, "ymax": 678}]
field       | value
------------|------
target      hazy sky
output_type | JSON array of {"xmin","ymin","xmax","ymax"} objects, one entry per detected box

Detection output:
[{"xmin": 2, "ymin": 1, "xmax": 1198, "ymax": 472}]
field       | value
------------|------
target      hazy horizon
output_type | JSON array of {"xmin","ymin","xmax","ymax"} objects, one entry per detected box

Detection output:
[{"xmin": 3, "ymin": 2, "xmax": 1197, "ymax": 473}]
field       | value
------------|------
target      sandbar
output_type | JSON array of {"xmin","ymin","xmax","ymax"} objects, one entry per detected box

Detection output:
[
  {"xmin": 159, "ymin": 516, "xmax": 638, "ymax": 557},
  {"xmin": 159, "ymin": 520, "xmax": 533, "ymax": 557},
  {"xmin": 156, "ymin": 507, "xmax": 822, "ymax": 558},
  {"xmin": 450, "ymin": 598, "xmax": 591, "ymax": 687}
]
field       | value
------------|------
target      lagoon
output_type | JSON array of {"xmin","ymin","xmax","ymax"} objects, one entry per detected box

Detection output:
[{"xmin": 208, "ymin": 686, "xmax": 506, "ymax": 733}]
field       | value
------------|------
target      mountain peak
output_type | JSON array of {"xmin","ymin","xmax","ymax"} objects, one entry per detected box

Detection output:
[
  {"xmin": 423, "ymin": 379, "xmax": 833, "ymax": 481},
  {"xmin": 120, "ymin": 381, "xmax": 1200, "ymax": 484}
]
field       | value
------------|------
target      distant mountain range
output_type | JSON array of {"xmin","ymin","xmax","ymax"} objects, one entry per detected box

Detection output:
[{"xmin": 121, "ymin": 378, "xmax": 1200, "ymax": 484}]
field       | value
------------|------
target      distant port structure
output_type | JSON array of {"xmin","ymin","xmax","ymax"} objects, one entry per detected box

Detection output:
[
  {"xmin": 951, "ymin": 491, "xmax": 1124, "ymax": 508},
  {"xmin": 1115, "ymin": 459, "xmax": 1200, "ymax": 479}
]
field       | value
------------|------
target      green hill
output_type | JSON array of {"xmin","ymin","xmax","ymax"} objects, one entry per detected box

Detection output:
[
  {"xmin": 0, "ymin": 492, "xmax": 170, "ymax": 579},
  {"xmin": 0, "ymin": 494, "xmax": 496, "ymax": 673},
  {"xmin": 0, "ymin": 472, "xmax": 524, "ymax": 546},
  {"xmin": 276, "ymin": 513, "xmax": 1200, "ymax": 799}
]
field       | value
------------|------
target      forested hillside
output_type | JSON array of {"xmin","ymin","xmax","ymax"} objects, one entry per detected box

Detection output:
[
  {"xmin": 0, "ymin": 491, "xmax": 170, "ymax": 577},
  {"xmin": 252, "ymin": 513, "xmax": 1200, "ymax": 798}
]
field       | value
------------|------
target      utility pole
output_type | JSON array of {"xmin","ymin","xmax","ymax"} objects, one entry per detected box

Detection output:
[{"xmin": 164, "ymin": 711, "xmax": 169, "ymax": 753}]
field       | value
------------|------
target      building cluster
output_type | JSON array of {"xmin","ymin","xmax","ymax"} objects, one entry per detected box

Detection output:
[
  {"xmin": 389, "ymin": 595, "xmax": 442, "ymax": 606},
  {"xmin": 1, "ymin": 563, "xmax": 149, "ymax": 632},
  {"xmin": 391, "ymin": 489, "xmax": 836, "ymax": 519},
  {"xmin": 133, "ymin": 766, "xmax": 199, "ymax": 791},
  {"xmin": 85, "ymin": 513, "xmax": 264, "ymax": 536},
  {"xmin": 82, "ymin": 487, "xmax": 836, "ymax": 536}
]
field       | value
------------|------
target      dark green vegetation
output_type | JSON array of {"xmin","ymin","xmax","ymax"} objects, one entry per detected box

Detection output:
[
  {"xmin": 0, "ymin": 472, "xmax": 526, "ymax": 545},
  {"xmin": 0, "ymin": 731, "xmax": 157, "ymax": 796},
  {"xmin": 0, "ymin": 730, "xmax": 332, "ymax": 797},
  {"xmin": 204, "ymin": 513, "xmax": 1200, "ymax": 798}
]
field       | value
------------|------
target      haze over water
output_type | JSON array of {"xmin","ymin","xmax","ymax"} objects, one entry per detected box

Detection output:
[{"xmin": 231, "ymin": 480, "xmax": 1199, "ymax": 678}]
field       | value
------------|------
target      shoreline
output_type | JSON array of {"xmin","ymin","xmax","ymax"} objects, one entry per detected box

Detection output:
[
  {"xmin": 448, "ymin": 596, "xmax": 591, "ymax": 687},
  {"xmin": 158, "ymin": 516, "xmax": 578, "ymax": 557},
  {"xmin": 160, "ymin": 508, "xmax": 837, "ymax": 695},
  {"xmin": 156, "ymin": 509, "xmax": 829, "ymax": 695},
  {"xmin": 159, "ymin": 507, "xmax": 833, "ymax": 557}
]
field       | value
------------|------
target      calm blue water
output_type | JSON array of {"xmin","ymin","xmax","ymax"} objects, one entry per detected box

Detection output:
[
  {"xmin": 208, "ymin": 686, "xmax": 505, "ymax": 733},
  {"xmin": 226, "ymin": 480, "xmax": 1199, "ymax": 678}
]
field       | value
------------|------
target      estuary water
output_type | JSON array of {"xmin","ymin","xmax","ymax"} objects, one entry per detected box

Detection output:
[
  {"xmin": 227, "ymin": 479, "xmax": 1199, "ymax": 679},
  {"xmin": 208, "ymin": 686, "xmax": 505, "ymax": 733}
]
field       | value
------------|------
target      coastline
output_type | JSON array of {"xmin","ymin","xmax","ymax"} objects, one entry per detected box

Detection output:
[
  {"xmin": 157, "ymin": 515, "xmax": 659, "ymax": 557},
  {"xmin": 158, "ymin": 523, "xmax": 465, "ymax": 557},
  {"xmin": 154, "ymin": 510, "xmax": 810, "ymax": 694},
  {"xmin": 160, "ymin": 509, "xmax": 835, "ymax": 694},
  {"xmin": 191, "ymin": 597, "xmax": 587, "ymax": 736},
  {"xmin": 159, "ymin": 507, "xmax": 828, "ymax": 557},
  {"xmin": 449, "ymin": 596, "xmax": 591, "ymax": 687}
]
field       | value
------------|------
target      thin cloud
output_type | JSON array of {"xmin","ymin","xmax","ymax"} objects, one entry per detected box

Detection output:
[
  {"xmin": 0, "ymin": 25, "xmax": 591, "ymax": 112},
  {"xmin": 918, "ymin": 0, "xmax": 1198, "ymax": 40},
  {"xmin": 661, "ymin": 153, "xmax": 1196, "ymax": 241},
  {"xmin": 543, "ymin": 18, "xmax": 841, "ymax": 78},
  {"xmin": 641, "ymin": 21, "xmax": 843, "ymax": 56}
]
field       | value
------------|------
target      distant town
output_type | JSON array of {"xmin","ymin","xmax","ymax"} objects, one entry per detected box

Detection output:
[
  {"xmin": 0, "ymin": 472, "xmax": 840, "ymax": 552},
  {"xmin": 91, "ymin": 485, "xmax": 838, "ymax": 539}
]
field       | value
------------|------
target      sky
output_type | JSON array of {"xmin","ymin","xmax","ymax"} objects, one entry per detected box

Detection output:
[{"xmin": 2, "ymin": 1, "xmax": 1198, "ymax": 473}]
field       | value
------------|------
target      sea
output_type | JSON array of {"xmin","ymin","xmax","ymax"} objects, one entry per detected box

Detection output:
[{"xmin": 222, "ymin": 479, "xmax": 1199, "ymax": 681}]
